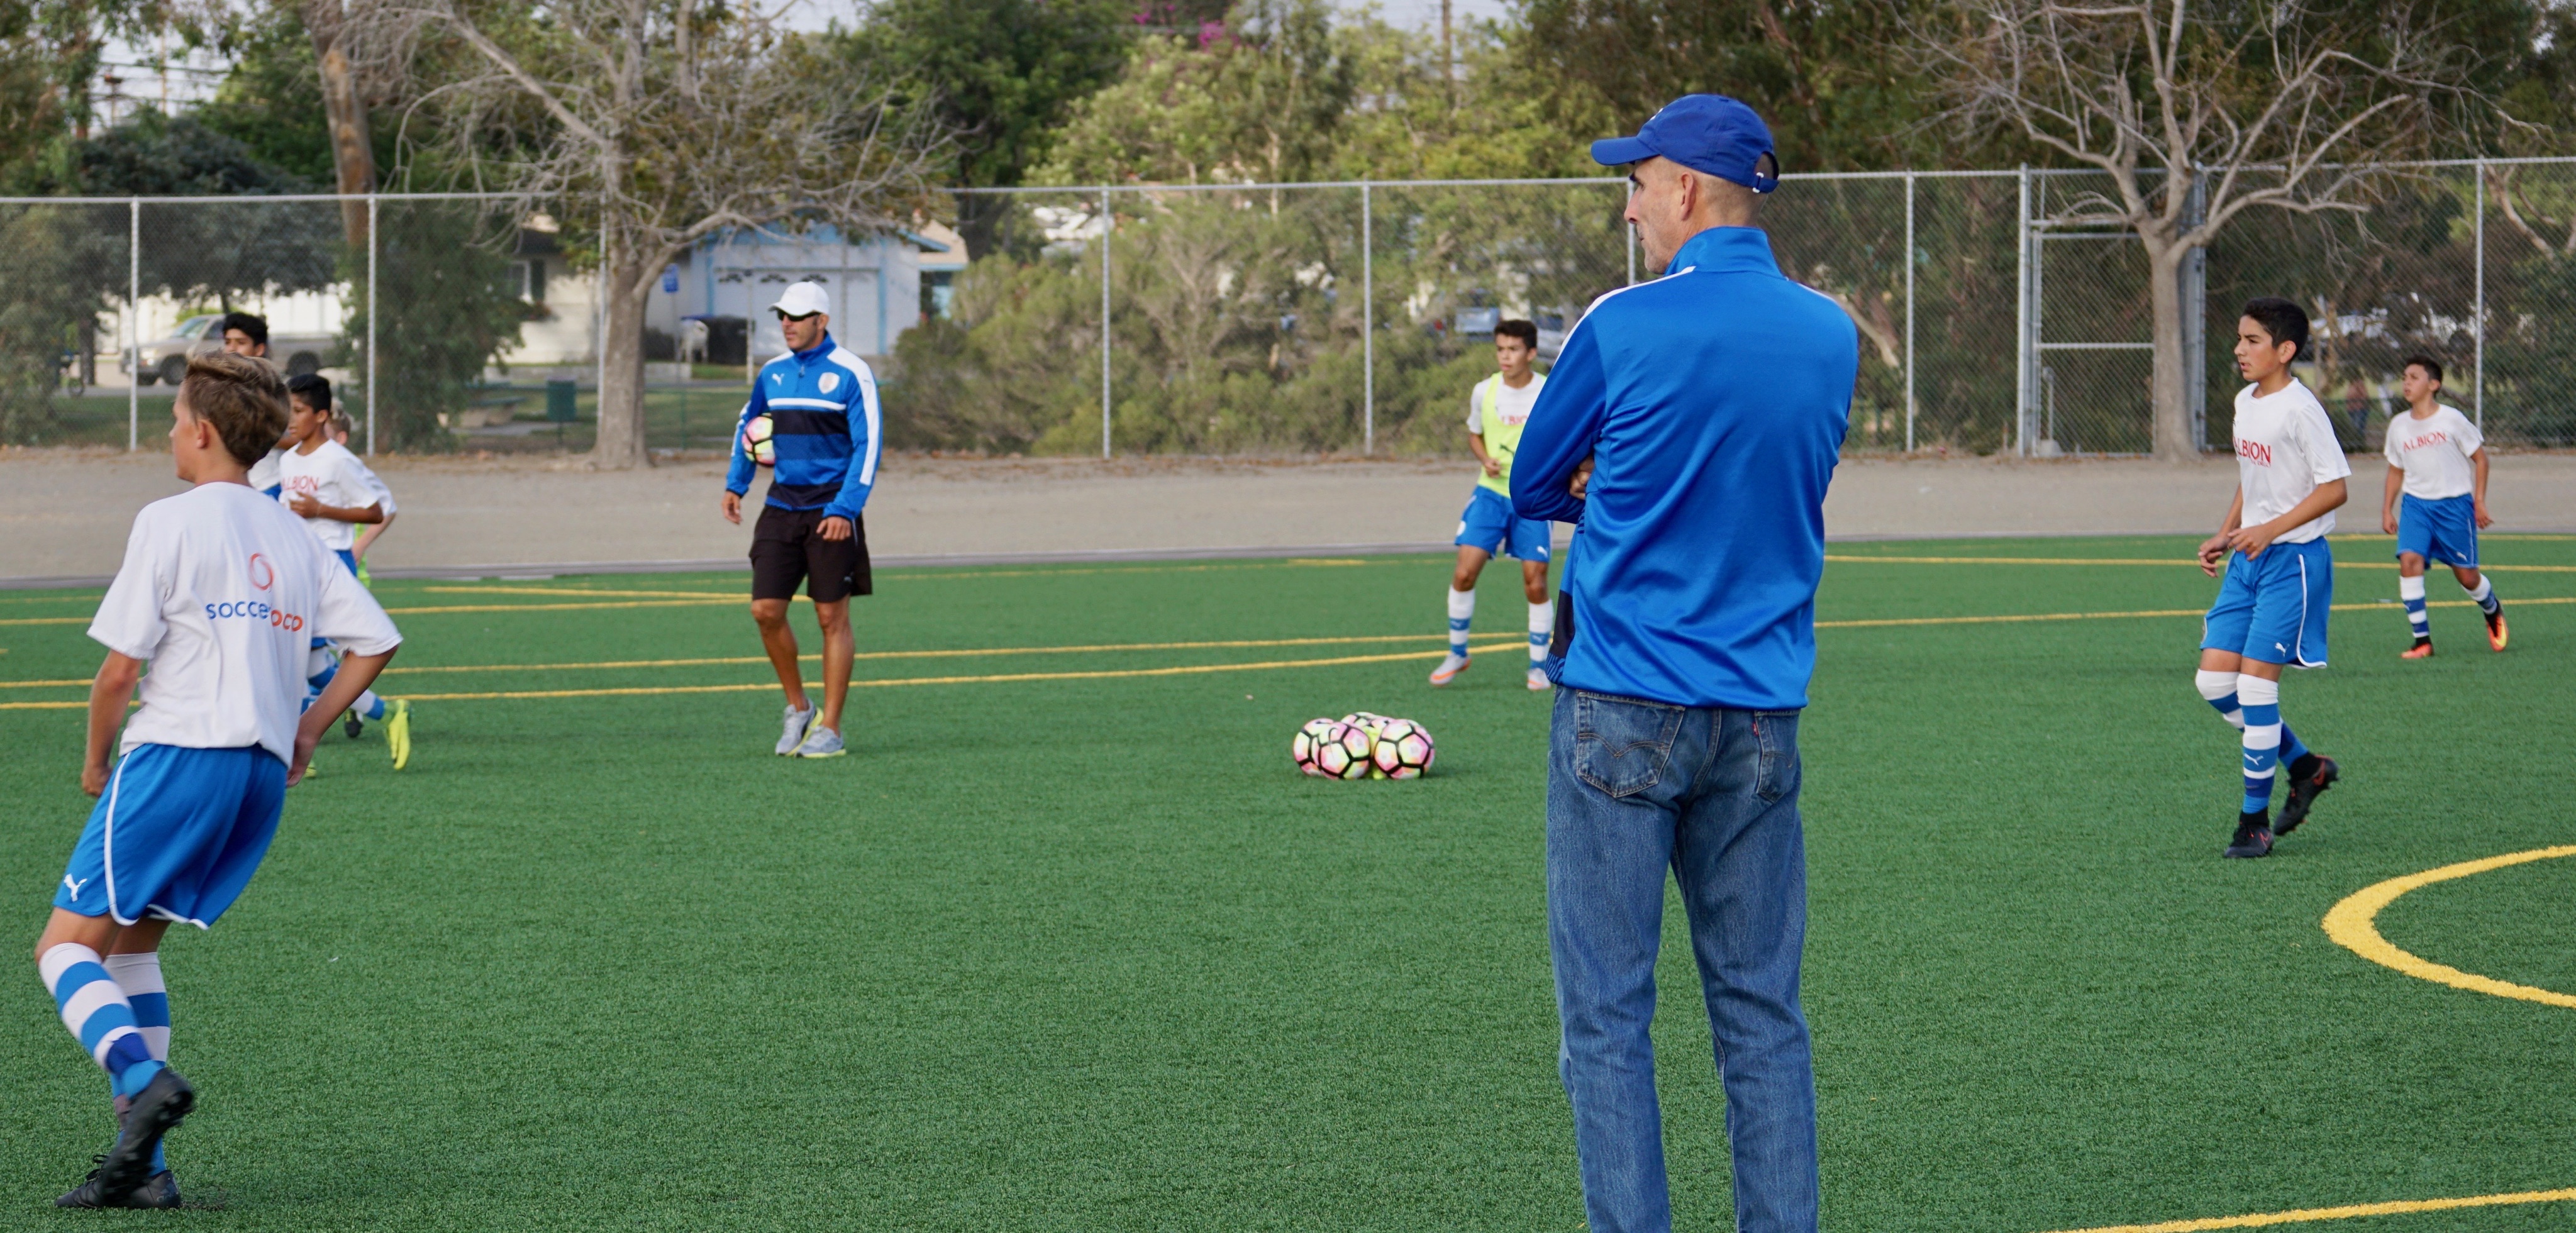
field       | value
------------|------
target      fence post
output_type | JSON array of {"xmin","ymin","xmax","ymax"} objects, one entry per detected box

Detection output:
[
  {"xmin": 2183, "ymin": 171, "xmax": 2208, "ymax": 451},
  {"xmin": 2473, "ymin": 158, "xmax": 2485, "ymax": 429},
  {"xmin": 2014, "ymin": 165, "xmax": 2031, "ymax": 456},
  {"xmin": 1101, "ymin": 187, "xmax": 1113, "ymax": 460},
  {"xmin": 1904, "ymin": 172, "xmax": 1916, "ymax": 453},
  {"xmin": 1361, "ymin": 182, "xmax": 1374, "ymax": 455},
  {"xmin": 128, "ymin": 197, "xmax": 140, "ymax": 452},
  {"xmin": 1626, "ymin": 220, "xmax": 1637, "ymax": 286},
  {"xmin": 366, "ymin": 194, "xmax": 379, "ymax": 456}
]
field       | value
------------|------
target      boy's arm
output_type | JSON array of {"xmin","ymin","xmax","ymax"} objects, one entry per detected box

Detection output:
[
  {"xmin": 80, "ymin": 653, "xmax": 142, "ymax": 797},
  {"xmin": 2381, "ymin": 465, "xmax": 2404, "ymax": 534},
  {"xmin": 287, "ymin": 494, "xmax": 384, "ymax": 523},
  {"xmin": 2226, "ymin": 478, "xmax": 2347, "ymax": 560},
  {"xmin": 2199, "ymin": 488, "xmax": 2245, "ymax": 576},
  {"xmin": 2471, "ymin": 447, "xmax": 2492, "ymax": 528},
  {"xmin": 1511, "ymin": 325, "xmax": 1606, "ymax": 524},
  {"xmin": 355, "ymin": 511, "xmax": 394, "ymax": 558},
  {"xmin": 294, "ymin": 649, "xmax": 393, "ymax": 785}
]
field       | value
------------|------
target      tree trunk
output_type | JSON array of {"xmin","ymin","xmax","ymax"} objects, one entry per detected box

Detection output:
[
  {"xmin": 302, "ymin": 0, "xmax": 375, "ymax": 248},
  {"xmin": 2143, "ymin": 236, "xmax": 2196, "ymax": 461},
  {"xmin": 589, "ymin": 257, "xmax": 655, "ymax": 468}
]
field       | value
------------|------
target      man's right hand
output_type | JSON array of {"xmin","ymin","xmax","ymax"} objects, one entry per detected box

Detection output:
[{"xmin": 721, "ymin": 490, "xmax": 742, "ymax": 525}]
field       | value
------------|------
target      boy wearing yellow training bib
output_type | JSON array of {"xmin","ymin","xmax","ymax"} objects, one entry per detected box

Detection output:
[{"xmin": 1433, "ymin": 319, "xmax": 1555, "ymax": 691}]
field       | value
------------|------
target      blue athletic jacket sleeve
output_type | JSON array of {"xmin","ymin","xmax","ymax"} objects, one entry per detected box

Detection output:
[
  {"xmin": 1508, "ymin": 226, "xmax": 1857, "ymax": 711},
  {"xmin": 821, "ymin": 360, "xmax": 882, "ymax": 523},
  {"xmin": 724, "ymin": 379, "xmax": 771, "ymax": 497}
]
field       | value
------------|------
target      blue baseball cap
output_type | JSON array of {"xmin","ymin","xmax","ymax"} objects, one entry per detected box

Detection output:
[{"xmin": 1591, "ymin": 94, "xmax": 1780, "ymax": 194}]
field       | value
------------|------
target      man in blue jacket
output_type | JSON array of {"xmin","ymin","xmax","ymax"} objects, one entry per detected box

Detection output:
[
  {"xmin": 720, "ymin": 281, "xmax": 882, "ymax": 759},
  {"xmin": 1512, "ymin": 95, "xmax": 1855, "ymax": 1233}
]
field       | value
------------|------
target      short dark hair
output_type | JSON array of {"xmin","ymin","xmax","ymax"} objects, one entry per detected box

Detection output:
[
  {"xmin": 287, "ymin": 372, "xmax": 333, "ymax": 411},
  {"xmin": 219, "ymin": 311, "xmax": 269, "ymax": 347},
  {"xmin": 2239, "ymin": 297, "xmax": 2309, "ymax": 362},
  {"xmin": 2402, "ymin": 354, "xmax": 2445, "ymax": 385},
  {"xmin": 180, "ymin": 351, "xmax": 290, "ymax": 468},
  {"xmin": 1496, "ymin": 319, "xmax": 1538, "ymax": 349}
]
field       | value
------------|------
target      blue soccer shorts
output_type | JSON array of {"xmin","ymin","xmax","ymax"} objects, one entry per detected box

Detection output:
[
  {"xmin": 1455, "ymin": 486, "xmax": 1552, "ymax": 563},
  {"xmin": 2201, "ymin": 538, "xmax": 2334, "ymax": 668},
  {"xmin": 54, "ymin": 744, "xmax": 289, "ymax": 927},
  {"xmin": 2396, "ymin": 494, "xmax": 2478, "ymax": 569}
]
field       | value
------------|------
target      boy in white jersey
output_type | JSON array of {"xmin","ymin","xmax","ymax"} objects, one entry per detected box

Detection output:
[
  {"xmin": 218, "ymin": 314, "xmax": 292, "ymax": 499},
  {"xmin": 2195, "ymin": 298, "xmax": 2350, "ymax": 860},
  {"xmin": 2380, "ymin": 354, "xmax": 2505, "ymax": 657},
  {"xmin": 33, "ymin": 352, "xmax": 400, "ymax": 1207},
  {"xmin": 279, "ymin": 374, "xmax": 411, "ymax": 763},
  {"xmin": 1430, "ymin": 319, "xmax": 1555, "ymax": 691}
]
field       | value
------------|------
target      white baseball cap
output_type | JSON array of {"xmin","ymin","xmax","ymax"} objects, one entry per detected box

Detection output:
[{"xmin": 769, "ymin": 282, "xmax": 830, "ymax": 318}]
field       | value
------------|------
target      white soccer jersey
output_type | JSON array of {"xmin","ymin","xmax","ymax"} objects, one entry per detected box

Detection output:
[
  {"xmin": 2231, "ymin": 379, "xmax": 2352, "ymax": 545},
  {"xmin": 345, "ymin": 454, "xmax": 397, "ymax": 516},
  {"xmin": 2382, "ymin": 404, "xmax": 2482, "ymax": 500},
  {"xmin": 1463, "ymin": 373, "xmax": 1546, "ymax": 432},
  {"xmin": 89, "ymin": 483, "xmax": 401, "ymax": 764},
  {"xmin": 246, "ymin": 446, "xmax": 287, "ymax": 494},
  {"xmin": 275, "ymin": 440, "xmax": 383, "ymax": 551}
]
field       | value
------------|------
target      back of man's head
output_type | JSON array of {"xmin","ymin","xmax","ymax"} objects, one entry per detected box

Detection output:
[
  {"xmin": 219, "ymin": 312, "xmax": 270, "ymax": 348},
  {"xmin": 183, "ymin": 351, "xmax": 291, "ymax": 467}
]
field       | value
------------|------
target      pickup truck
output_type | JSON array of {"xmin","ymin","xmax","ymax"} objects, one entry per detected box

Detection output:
[{"xmin": 127, "ymin": 314, "xmax": 336, "ymax": 385}]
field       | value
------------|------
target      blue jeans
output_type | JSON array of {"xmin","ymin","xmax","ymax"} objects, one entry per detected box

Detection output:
[{"xmin": 1547, "ymin": 688, "xmax": 1818, "ymax": 1233}]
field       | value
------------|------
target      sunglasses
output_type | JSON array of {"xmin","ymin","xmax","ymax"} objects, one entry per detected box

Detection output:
[{"xmin": 774, "ymin": 310, "xmax": 820, "ymax": 323}]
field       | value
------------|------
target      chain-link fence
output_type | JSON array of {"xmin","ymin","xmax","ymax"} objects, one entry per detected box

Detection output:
[{"xmin": 8, "ymin": 163, "xmax": 2575, "ymax": 457}]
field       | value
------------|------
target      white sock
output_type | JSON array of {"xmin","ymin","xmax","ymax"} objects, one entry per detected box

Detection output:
[
  {"xmin": 1528, "ymin": 600, "xmax": 1552, "ymax": 665},
  {"xmin": 2399, "ymin": 575, "xmax": 2429, "ymax": 638},
  {"xmin": 103, "ymin": 953, "xmax": 169, "ymax": 1061},
  {"xmin": 2467, "ymin": 575, "xmax": 2497, "ymax": 612},
  {"xmin": 2194, "ymin": 669, "xmax": 2243, "ymax": 729},
  {"xmin": 1446, "ymin": 587, "xmax": 1475, "ymax": 658}
]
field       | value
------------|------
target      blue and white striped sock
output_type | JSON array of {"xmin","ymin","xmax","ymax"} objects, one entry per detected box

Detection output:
[
  {"xmin": 1446, "ymin": 587, "xmax": 1475, "ymax": 658},
  {"xmin": 1528, "ymin": 601, "xmax": 1551, "ymax": 665},
  {"xmin": 2400, "ymin": 575, "xmax": 2430, "ymax": 639},
  {"xmin": 103, "ymin": 953, "xmax": 171, "ymax": 1173},
  {"xmin": 39, "ymin": 944, "xmax": 164, "ymax": 1099},
  {"xmin": 2467, "ymin": 575, "xmax": 2499, "ymax": 615},
  {"xmin": 2195, "ymin": 670, "xmax": 2243, "ymax": 729},
  {"xmin": 2238, "ymin": 676, "xmax": 2282, "ymax": 816}
]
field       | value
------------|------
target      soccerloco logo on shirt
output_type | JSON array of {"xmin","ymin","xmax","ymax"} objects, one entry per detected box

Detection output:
[{"xmin": 2236, "ymin": 438, "xmax": 2273, "ymax": 467}]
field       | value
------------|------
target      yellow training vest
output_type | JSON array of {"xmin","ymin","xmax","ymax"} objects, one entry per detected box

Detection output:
[{"xmin": 1476, "ymin": 375, "xmax": 1538, "ymax": 495}]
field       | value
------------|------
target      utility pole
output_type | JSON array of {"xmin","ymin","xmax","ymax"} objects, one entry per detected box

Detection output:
[{"xmin": 1441, "ymin": 0, "xmax": 1454, "ymax": 106}]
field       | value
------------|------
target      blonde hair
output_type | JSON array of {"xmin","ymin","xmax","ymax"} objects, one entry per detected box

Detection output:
[{"xmin": 180, "ymin": 351, "xmax": 290, "ymax": 467}]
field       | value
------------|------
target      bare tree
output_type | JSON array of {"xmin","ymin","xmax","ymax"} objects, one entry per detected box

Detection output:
[
  {"xmin": 1919, "ymin": 0, "xmax": 2475, "ymax": 460},
  {"xmin": 353, "ymin": 0, "xmax": 950, "ymax": 467}
]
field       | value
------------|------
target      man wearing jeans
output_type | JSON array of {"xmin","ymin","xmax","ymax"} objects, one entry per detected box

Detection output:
[{"xmin": 1512, "ymin": 94, "xmax": 1857, "ymax": 1233}]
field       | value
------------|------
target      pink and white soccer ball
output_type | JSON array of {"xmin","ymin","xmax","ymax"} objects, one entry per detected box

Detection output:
[
  {"xmin": 1291, "ymin": 717, "xmax": 1340, "ymax": 777},
  {"xmin": 1370, "ymin": 719, "xmax": 1436, "ymax": 779},
  {"xmin": 1311, "ymin": 721, "xmax": 1376, "ymax": 780},
  {"xmin": 1338, "ymin": 712, "xmax": 1390, "ymax": 739}
]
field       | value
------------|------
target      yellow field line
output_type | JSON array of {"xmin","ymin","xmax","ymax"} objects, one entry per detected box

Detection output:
[
  {"xmin": 376, "ymin": 634, "xmax": 1450, "ymax": 675},
  {"xmin": 2038, "ymin": 1186, "xmax": 2576, "ymax": 1232},
  {"xmin": 382, "ymin": 599, "xmax": 741, "ymax": 616},
  {"xmin": 1826, "ymin": 555, "xmax": 2576, "ymax": 572},
  {"xmin": 2321, "ymin": 846, "xmax": 2576, "ymax": 1009},
  {"xmin": 0, "ymin": 616, "xmax": 87, "ymax": 626},
  {"xmin": 0, "ymin": 678, "xmax": 91, "ymax": 688},
  {"xmin": 421, "ymin": 586, "xmax": 782, "ymax": 600},
  {"xmin": 1814, "ymin": 594, "xmax": 2576, "ymax": 631}
]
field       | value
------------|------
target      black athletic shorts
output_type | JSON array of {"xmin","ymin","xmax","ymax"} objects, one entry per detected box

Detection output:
[{"xmin": 749, "ymin": 505, "xmax": 872, "ymax": 603}]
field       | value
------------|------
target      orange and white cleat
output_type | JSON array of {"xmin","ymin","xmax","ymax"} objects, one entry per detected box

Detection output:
[
  {"xmin": 1429, "ymin": 653, "xmax": 1470, "ymax": 685},
  {"xmin": 2400, "ymin": 639, "xmax": 2435, "ymax": 660},
  {"xmin": 2486, "ymin": 609, "xmax": 2509, "ymax": 652}
]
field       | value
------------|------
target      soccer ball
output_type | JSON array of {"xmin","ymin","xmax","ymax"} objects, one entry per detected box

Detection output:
[
  {"xmin": 1371, "ymin": 719, "xmax": 1436, "ymax": 779},
  {"xmin": 1310, "ymin": 721, "xmax": 1375, "ymax": 780},
  {"xmin": 1339, "ymin": 712, "xmax": 1390, "ymax": 739},
  {"xmin": 741, "ymin": 414, "xmax": 776, "ymax": 466},
  {"xmin": 1291, "ymin": 717, "xmax": 1340, "ymax": 777}
]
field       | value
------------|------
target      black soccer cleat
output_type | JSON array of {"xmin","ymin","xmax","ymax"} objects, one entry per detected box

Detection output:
[
  {"xmin": 2275, "ymin": 755, "xmax": 2340, "ymax": 837},
  {"xmin": 2224, "ymin": 812, "xmax": 2274, "ymax": 859},
  {"xmin": 56, "ymin": 1158, "xmax": 181, "ymax": 1209},
  {"xmin": 92, "ymin": 1068, "xmax": 192, "ymax": 1205},
  {"xmin": 343, "ymin": 709, "xmax": 364, "ymax": 739}
]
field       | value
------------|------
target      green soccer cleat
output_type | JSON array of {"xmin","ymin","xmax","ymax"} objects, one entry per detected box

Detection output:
[{"xmin": 384, "ymin": 699, "xmax": 412, "ymax": 770}]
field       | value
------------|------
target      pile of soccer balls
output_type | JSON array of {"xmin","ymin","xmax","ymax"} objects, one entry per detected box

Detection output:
[{"xmin": 1293, "ymin": 712, "xmax": 1436, "ymax": 780}]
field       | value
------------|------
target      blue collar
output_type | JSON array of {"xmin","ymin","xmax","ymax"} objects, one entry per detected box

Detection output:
[
  {"xmin": 1663, "ymin": 227, "xmax": 1780, "ymax": 278},
  {"xmin": 792, "ymin": 331, "xmax": 836, "ymax": 363}
]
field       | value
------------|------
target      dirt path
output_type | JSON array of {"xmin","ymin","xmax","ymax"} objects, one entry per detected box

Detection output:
[{"xmin": 6, "ymin": 448, "xmax": 2572, "ymax": 582}]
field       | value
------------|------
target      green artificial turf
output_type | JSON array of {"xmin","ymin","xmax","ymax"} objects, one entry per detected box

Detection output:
[{"xmin": 3, "ymin": 536, "xmax": 2574, "ymax": 1230}]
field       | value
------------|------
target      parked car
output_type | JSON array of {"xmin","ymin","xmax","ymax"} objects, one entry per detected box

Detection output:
[{"xmin": 126, "ymin": 314, "xmax": 336, "ymax": 385}]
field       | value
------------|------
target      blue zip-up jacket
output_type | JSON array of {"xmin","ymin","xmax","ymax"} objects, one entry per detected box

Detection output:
[
  {"xmin": 725, "ymin": 331, "xmax": 883, "ymax": 521},
  {"xmin": 1511, "ymin": 227, "xmax": 1855, "ymax": 711}
]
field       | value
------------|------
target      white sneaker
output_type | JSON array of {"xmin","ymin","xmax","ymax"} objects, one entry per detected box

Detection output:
[
  {"xmin": 794, "ymin": 725, "xmax": 847, "ymax": 758},
  {"xmin": 775, "ymin": 703, "xmax": 815, "ymax": 755},
  {"xmin": 1527, "ymin": 667, "xmax": 1552, "ymax": 691},
  {"xmin": 1429, "ymin": 653, "xmax": 1470, "ymax": 685}
]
